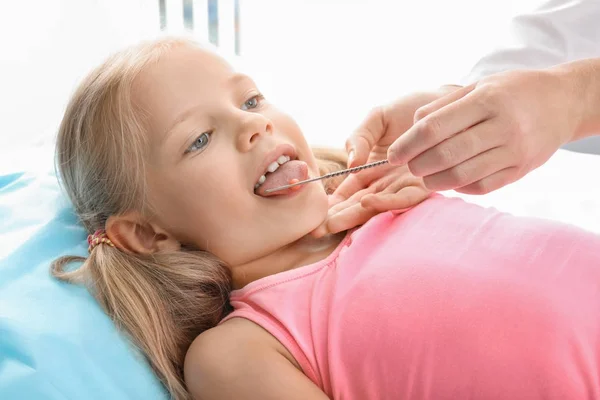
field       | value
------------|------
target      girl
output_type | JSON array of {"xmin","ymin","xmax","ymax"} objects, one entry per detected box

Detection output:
[{"xmin": 52, "ymin": 37, "xmax": 600, "ymax": 400}]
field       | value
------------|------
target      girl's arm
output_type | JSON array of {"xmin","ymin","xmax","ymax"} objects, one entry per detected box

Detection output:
[{"xmin": 184, "ymin": 318, "xmax": 330, "ymax": 400}]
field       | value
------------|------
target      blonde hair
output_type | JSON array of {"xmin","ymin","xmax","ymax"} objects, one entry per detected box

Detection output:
[{"xmin": 51, "ymin": 37, "xmax": 347, "ymax": 400}]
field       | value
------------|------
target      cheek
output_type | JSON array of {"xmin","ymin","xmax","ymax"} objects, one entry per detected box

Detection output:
[
  {"xmin": 148, "ymin": 166, "xmax": 248, "ymax": 241},
  {"xmin": 168, "ymin": 188, "xmax": 251, "ymax": 254},
  {"xmin": 272, "ymin": 114, "xmax": 320, "ymax": 173},
  {"xmin": 270, "ymin": 110, "xmax": 306, "ymax": 143}
]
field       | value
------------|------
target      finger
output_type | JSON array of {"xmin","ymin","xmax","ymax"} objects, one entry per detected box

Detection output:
[
  {"xmin": 388, "ymin": 89, "xmax": 490, "ymax": 166},
  {"xmin": 413, "ymin": 84, "xmax": 475, "ymax": 123},
  {"xmin": 312, "ymin": 186, "xmax": 378, "ymax": 238},
  {"xmin": 408, "ymin": 119, "xmax": 501, "ymax": 177},
  {"xmin": 358, "ymin": 173, "xmax": 414, "ymax": 208},
  {"xmin": 361, "ymin": 184, "xmax": 430, "ymax": 213},
  {"xmin": 312, "ymin": 181, "xmax": 425, "ymax": 238},
  {"xmin": 346, "ymin": 106, "xmax": 385, "ymax": 168},
  {"xmin": 328, "ymin": 186, "xmax": 375, "ymax": 216},
  {"xmin": 455, "ymin": 167, "xmax": 520, "ymax": 195},
  {"xmin": 310, "ymin": 223, "xmax": 329, "ymax": 238},
  {"xmin": 328, "ymin": 164, "xmax": 394, "ymax": 205},
  {"xmin": 327, "ymin": 175, "xmax": 366, "ymax": 206},
  {"xmin": 312, "ymin": 196, "xmax": 375, "ymax": 238},
  {"xmin": 325, "ymin": 202, "xmax": 379, "ymax": 235},
  {"xmin": 422, "ymin": 147, "xmax": 512, "ymax": 191}
]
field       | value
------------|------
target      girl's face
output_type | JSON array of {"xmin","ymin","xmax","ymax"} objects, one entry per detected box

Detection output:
[{"xmin": 135, "ymin": 44, "xmax": 328, "ymax": 267}]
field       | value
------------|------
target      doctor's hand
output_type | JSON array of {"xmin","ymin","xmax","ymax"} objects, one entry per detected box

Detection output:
[
  {"xmin": 310, "ymin": 161, "xmax": 431, "ymax": 238},
  {"xmin": 386, "ymin": 69, "xmax": 581, "ymax": 194},
  {"xmin": 310, "ymin": 91, "xmax": 453, "ymax": 238}
]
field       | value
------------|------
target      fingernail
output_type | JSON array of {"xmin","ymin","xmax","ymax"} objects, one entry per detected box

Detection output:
[
  {"xmin": 361, "ymin": 197, "xmax": 374, "ymax": 210},
  {"xmin": 348, "ymin": 149, "xmax": 355, "ymax": 167},
  {"xmin": 387, "ymin": 146, "xmax": 401, "ymax": 165}
]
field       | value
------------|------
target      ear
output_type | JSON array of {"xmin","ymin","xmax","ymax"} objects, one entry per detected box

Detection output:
[{"xmin": 105, "ymin": 212, "xmax": 181, "ymax": 255}]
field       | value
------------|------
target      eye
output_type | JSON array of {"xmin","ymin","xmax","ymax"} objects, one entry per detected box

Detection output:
[
  {"xmin": 241, "ymin": 94, "xmax": 264, "ymax": 111},
  {"xmin": 185, "ymin": 131, "xmax": 212, "ymax": 154}
]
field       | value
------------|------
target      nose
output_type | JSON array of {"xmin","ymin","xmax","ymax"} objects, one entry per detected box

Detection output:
[{"xmin": 236, "ymin": 112, "xmax": 273, "ymax": 152}]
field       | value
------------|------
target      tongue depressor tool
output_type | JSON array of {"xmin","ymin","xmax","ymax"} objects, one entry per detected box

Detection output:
[{"xmin": 263, "ymin": 159, "xmax": 389, "ymax": 194}]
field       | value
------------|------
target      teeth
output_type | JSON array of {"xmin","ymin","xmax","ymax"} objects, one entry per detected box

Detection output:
[
  {"xmin": 255, "ymin": 154, "xmax": 293, "ymax": 190},
  {"xmin": 254, "ymin": 175, "xmax": 267, "ymax": 190}
]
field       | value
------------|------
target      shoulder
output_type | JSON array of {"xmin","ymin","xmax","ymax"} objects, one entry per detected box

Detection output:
[
  {"xmin": 184, "ymin": 318, "xmax": 263, "ymax": 375},
  {"xmin": 184, "ymin": 318, "xmax": 329, "ymax": 400},
  {"xmin": 183, "ymin": 318, "xmax": 299, "ymax": 398},
  {"xmin": 185, "ymin": 317, "xmax": 288, "ymax": 361}
]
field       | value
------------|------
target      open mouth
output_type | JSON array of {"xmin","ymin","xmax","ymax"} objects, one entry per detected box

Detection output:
[
  {"xmin": 253, "ymin": 147, "xmax": 309, "ymax": 197},
  {"xmin": 254, "ymin": 154, "xmax": 294, "ymax": 191}
]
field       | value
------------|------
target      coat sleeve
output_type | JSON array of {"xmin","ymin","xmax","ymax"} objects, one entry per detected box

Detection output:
[{"xmin": 460, "ymin": 0, "xmax": 600, "ymax": 85}]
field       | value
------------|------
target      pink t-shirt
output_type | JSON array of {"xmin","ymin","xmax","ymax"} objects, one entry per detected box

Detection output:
[{"xmin": 222, "ymin": 195, "xmax": 600, "ymax": 399}]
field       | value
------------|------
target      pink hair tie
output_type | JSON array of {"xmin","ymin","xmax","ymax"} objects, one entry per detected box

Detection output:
[{"xmin": 87, "ymin": 229, "xmax": 115, "ymax": 253}]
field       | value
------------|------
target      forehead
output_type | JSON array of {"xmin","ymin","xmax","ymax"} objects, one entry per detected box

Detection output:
[
  {"xmin": 133, "ymin": 45, "xmax": 235, "ymax": 134},
  {"xmin": 135, "ymin": 44, "xmax": 234, "ymax": 103}
]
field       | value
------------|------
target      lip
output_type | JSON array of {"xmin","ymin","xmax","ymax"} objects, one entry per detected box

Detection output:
[
  {"xmin": 253, "ymin": 143, "xmax": 298, "ymax": 190},
  {"xmin": 257, "ymin": 183, "xmax": 307, "ymax": 200}
]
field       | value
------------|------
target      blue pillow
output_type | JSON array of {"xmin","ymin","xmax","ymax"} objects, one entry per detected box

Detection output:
[{"xmin": 0, "ymin": 163, "xmax": 168, "ymax": 399}]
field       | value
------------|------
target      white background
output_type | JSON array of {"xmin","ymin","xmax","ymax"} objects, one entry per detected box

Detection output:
[
  {"xmin": 0, "ymin": 0, "xmax": 545, "ymax": 153},
  {"xmin": 0, "ymin": 0, "xmax": 599, "ymax": 233}
]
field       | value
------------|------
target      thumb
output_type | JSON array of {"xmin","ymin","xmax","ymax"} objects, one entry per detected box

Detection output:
[{"xmin": 346, "ymin": 106, "xmax": 386, "ymax": 168}]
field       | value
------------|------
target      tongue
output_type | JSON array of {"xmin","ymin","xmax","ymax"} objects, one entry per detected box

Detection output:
[{"xmin": 257, "ymin": 160, "xmax": 309, "ymax": 197}]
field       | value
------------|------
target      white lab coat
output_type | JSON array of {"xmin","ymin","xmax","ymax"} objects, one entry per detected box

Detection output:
[
  {"xmin": 461, "ymin": 0, "xmax": 600, "ymax": 85},
  {"xmin": 461, "ymin": 0, "xmax": 600, "ymax": 153}
]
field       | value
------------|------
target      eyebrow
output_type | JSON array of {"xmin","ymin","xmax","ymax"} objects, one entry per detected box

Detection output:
[{"xmin": 162, "ymin": 73, "xmax": 255, "ymax": 142}]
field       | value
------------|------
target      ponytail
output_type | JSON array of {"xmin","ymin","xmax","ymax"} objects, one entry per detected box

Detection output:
[{"xmin": 51, "ymin": 246, "xmax": 231, "ymax": 400}]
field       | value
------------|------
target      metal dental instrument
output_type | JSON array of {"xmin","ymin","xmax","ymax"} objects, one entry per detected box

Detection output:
[{"xmin": 264, "ymin": 159, "xmax": 390, "ymax": 193}]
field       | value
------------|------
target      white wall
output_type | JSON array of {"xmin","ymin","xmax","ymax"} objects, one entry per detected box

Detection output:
[
  {"xmin": 0, "ymin": 0, "xmax": 544, "ymax": 153},
  {"xmin": 0, "ymin": 0, "xmax": 158, "ymax": 149},
  {"xmin": 238, "ymin": 0, "xmax": 544, "ymax": 147}
]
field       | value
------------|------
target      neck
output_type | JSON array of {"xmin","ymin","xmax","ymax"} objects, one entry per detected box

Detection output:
[{"xmin": 231, "ymin": 232, "xmax": 346, "ymax": 289}]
